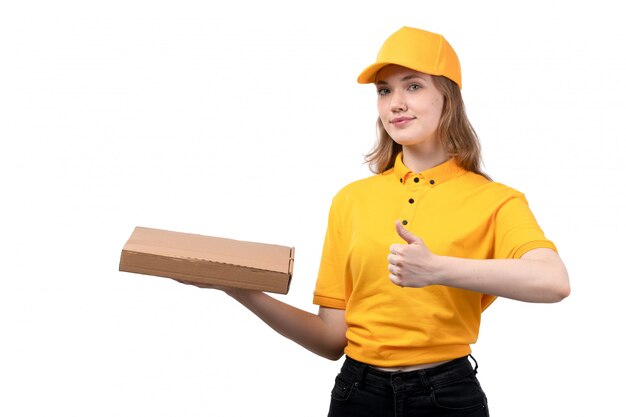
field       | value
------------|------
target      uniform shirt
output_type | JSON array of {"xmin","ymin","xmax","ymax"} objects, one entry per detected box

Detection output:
[{"xmin": 313, "ymin": 153, "xmax": 557, "ymax": 367}]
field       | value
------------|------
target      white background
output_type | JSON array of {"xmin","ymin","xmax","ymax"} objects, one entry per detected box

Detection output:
[{"xmin": 1, "ymin": 1, "xmax": 624, "ymax": 415}]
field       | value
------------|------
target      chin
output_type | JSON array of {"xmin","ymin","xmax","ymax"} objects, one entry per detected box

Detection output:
[
  {"xmin": 389, "ymin": 130, "xmax": 437, "ymax": 147},
  {"xmin": 391, "ymin": 137, "xmax": 425, "ymax": 147}
]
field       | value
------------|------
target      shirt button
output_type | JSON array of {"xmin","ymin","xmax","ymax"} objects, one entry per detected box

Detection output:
[
  {"xmin": 402, "ymin": 220, "xmax": 408, "ymax": 226},
  {"xmin": 429, "ymin": 179, "xmax": 435, "ymax": 185},
  {"xmin": 408, "ymin": 198, "xmax": 414, "ymax": 204},
  {"xmin": 413, "ymin": 177, "xmax": 420, "ymax": 183}
]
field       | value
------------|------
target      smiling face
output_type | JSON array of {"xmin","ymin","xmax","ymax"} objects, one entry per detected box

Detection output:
[{"xmin": 375, "ymin": 65, "xmax": 445, "ymax": 154}]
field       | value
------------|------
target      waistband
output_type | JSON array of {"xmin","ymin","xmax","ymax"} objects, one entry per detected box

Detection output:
[{"xmin": 340, "ymin": 355, "xmax": 477, "ymax": 392}]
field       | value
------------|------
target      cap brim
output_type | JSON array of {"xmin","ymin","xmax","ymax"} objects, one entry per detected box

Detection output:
[
  {"xmin": 358, "ymin": 61, "xmax": 462, "ymax": 88},
  {"xmin": 357, "ymin": 62, "xmax": 394, "ymax": 84}
]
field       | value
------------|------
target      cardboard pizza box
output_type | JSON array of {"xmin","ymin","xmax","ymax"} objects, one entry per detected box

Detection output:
[{"xmin": 119, "ymin": 226, "xmax": 294, "ymax": 294}]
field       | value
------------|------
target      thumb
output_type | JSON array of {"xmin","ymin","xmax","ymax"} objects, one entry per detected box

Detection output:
[{"xmin": 395, "ymin": 220, "xmax": 420, "ymax": 244}]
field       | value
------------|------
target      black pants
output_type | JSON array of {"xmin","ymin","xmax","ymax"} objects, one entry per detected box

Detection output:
[{"xmin": 328, "ymin": 356, "xmax": 489, "ymax": 417}]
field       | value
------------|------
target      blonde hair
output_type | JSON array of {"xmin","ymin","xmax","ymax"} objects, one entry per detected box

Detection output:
[{"xmin": 364, "ymin": 76, "xmax": 491, "ymax": 180}]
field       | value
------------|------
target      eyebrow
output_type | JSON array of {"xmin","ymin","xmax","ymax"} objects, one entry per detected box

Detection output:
[{"xmin": 375, "ymin": 74, "xmax": 427, "ymax": 85}]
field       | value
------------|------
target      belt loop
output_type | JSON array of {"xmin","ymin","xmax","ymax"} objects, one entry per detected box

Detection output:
[
  {"xmin": 469, "ymin": 354, "xmax": 478, "ymax": 374},
  {"xmin": 418, "ymin": 369, "xmax": 431, "ymax": 391},
  {"xmin": 357, "ymin": 361, "xmax": 368, "ymax": 385}
]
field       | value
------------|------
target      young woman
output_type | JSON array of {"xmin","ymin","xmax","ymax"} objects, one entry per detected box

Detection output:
[{"xmin": 186, "ymin": 26, "xmax": 570, "ymax": 416}]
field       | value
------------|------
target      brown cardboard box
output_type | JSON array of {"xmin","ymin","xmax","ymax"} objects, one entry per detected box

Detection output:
[{"xmin": 119, "ymin": 226, "xmax": 294, "ymax": 294}]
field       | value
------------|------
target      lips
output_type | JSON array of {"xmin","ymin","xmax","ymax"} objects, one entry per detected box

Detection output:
[{"xmin": 390, "ymin": 116, "xmax": 415, "ymax": 125}]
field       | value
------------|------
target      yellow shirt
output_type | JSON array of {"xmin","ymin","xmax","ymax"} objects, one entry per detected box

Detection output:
[{"xmin": 313, "ymin": 153, "xmax": 556, "ymax": 367}]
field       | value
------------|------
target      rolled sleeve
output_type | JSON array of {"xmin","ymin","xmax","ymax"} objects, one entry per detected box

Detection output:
[
  {"xmin": 313, "ymin": 195, "xmax": 347, "ymax": 310},
  {"xmin": 494, "ymin": 194, "xmax": 557, "ymax": 259}
]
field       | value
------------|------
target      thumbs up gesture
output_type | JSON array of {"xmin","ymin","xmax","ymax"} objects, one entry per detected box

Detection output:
[{"xmin": 388, "ymin": 220, "xmax": 439, "ymax": 288}]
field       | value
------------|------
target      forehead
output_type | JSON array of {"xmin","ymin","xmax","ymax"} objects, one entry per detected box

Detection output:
[{"xmin": 375, "ymin": 65, "xmax": 431, "ymax": 84}]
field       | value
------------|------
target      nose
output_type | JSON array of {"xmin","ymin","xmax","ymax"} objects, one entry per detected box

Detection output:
[{"xmin": 389, "ymin": 90, "xmax": 407, "ymax": 112}]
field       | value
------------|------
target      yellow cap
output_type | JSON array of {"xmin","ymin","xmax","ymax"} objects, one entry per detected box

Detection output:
[{"xmin": 357, "ymin": 26, "xmax": 462, "ymax": 88}]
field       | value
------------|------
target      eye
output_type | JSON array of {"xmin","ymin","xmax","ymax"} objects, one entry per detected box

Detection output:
[
  {"xmin": 408, "ymin": 83, "xmax": 422, "ymax": 91},
  {"xmin": 377, "ymin": 87, "xmax": 390, "ymax": 96}
]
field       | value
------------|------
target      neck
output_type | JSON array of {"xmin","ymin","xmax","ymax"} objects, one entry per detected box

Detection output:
[{"xmin": 401, "ymin": 143, "xmax": 449, "ymax": 173}]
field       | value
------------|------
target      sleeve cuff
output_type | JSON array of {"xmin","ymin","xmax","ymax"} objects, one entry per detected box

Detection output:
[
  {"xmin": 312, "ymin": 294, "xmax": 346, "ymax": 309},
  {"xmin": 512, "ymin": 240, "xmax": 558, "ymax": 259}
]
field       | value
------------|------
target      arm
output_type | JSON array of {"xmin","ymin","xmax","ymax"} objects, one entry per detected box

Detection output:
[
  {"xmin": 434, "ymin": 248, "xmax": 570, "ymax": 303},
  {"xmin": 226, "ymin": 290, "xmax": 347, "ymax": 360},
  {"xmin": 388, "ymin": 221, "xmax": 571, "ymax": 303},
  {"xmin": 179, "ymin": 281, "xmax": 347, "ymax": 360}
]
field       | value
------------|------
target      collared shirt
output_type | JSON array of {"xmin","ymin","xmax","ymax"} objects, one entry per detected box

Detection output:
[{"xmin": 313, "ymin": 153, "xmax": 556, "ymax": 367}]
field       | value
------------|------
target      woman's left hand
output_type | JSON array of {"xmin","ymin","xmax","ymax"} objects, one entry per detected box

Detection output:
[
  {"xmin": 387, "ymin": 220, "xmax": 440, "ymax": 288},
  {"xmin": 388, "ymin": 222, "xmax": 570, "ymax": 302}
]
